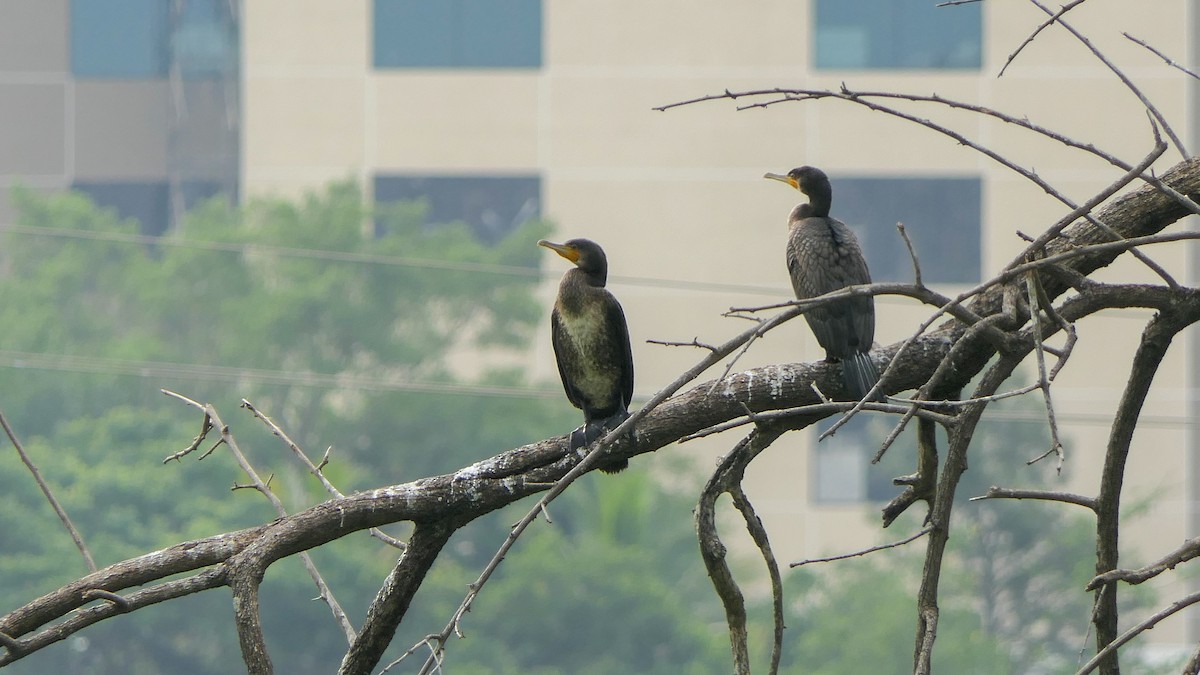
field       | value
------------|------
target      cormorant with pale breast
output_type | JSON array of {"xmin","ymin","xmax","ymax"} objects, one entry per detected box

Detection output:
[
  {"xmin": 539, "ymin": 238, "xmax": 634, "ymax": 473},
  {"xmin": 764, "ymin": 166, "xmax": 882, "ymax": 401}
]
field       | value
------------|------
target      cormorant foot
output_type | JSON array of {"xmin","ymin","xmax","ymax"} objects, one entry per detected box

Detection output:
[{"xmin": 568, "ymin": 425, "xmax": 588, "ymax": 451}]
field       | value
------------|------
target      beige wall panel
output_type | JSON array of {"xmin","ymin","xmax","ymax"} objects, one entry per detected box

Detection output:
[
  {"xmin": 74, "ymin": 82, "xmax": 169, "ymax": 180},
  {"xmin": 243, "ymin": 76, "xmax": 365, "ymax": 177},
  {"xmin": 0, "ymin": 0, "xmax": 67, "ymax": 72},
  {"xmin": 548, "ymin": 75, "xmax": 810, "ymax": 169},
  {"xmin": 0, "ymin": 84, "xmax": 66, "ymax": 176},
  {"xmin": 545, "ymin": 176, "xmax": 795, "ymax": 287},
  {"xmin": 372, "ymin": 73, "xmax": 539, "ymax": 170},
  {"xmin": 547, "ymin": 1, "xmax": 805, "ymax": 69},
  {"xmin": 798, "ymin": 87, "xmax": 990, "ymax": 171},
  {"xmin": 243, "ymin": 0, "xmax": 368, "ymax": 72}
]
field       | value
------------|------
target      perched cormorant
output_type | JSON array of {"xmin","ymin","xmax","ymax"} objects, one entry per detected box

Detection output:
[
  {"xmin": 539, "ymin": 238, "xmax": 634, "ymax": 473},
  {"xmin": 764, "ymin": 166, "xmax": 882, "ymax": 401}
]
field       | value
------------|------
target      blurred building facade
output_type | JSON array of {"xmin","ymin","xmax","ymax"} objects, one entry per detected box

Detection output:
[{"xmin": 2, "ymin": 0, "xmax": 1198, "ymax": 656}]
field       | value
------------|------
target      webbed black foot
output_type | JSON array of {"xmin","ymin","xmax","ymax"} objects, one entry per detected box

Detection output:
[{"xmin": 566, "ymin": 419, "xmax": 630, "ymax": 474}]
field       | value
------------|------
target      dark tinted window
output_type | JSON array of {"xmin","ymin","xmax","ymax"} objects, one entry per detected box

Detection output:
[
  {"xmin": 373, "ymin": 0, "xmax": 542, "ymax": 68},
  {"xmin": 374, "ymin": 174, "xmax": 540, "ymax": 244},
  {"xmin": 833, "ymin": 176, "xmax": 982, "ymax": 285},
  {"xmin": 71, "ymin": 0, "xmax": 168, "ymax": 77},
  {"xmin": 73, "ymin": 180, "xmax": 168, "ymax": 233},
  {"xmin": 814, "ymin": 0, "xmax": 982, "ymax": 70}
]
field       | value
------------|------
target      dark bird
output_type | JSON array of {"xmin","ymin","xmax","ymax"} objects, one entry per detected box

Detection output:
[
  {"xmin": 764, "ymin": 166, "xmax": 882, "ymax": 401},
  {"xmin": 539, "ymin": 238, "xmax": 634, "ymax": 473}
]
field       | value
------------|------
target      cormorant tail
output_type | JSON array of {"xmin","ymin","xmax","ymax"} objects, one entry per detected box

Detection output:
[{"xmin": 843, "ymin": 351, "xmax": 882, "ymax": 402}]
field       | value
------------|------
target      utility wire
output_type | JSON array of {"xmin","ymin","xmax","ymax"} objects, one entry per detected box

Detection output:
[
  {"xmin": 0, "ymin": 224, "xmax": 791, "ymax": 297},
  {"xmin": 0, "ymin": 350, "xmax": 562, "ymax": 400}
]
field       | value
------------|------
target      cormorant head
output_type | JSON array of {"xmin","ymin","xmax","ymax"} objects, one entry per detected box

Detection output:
[
  {"xmin": 538, "ymin": 238, "xmax": 609, "ymax": 283},
  {"xmin": 764, "ymin": 166, "xmax": 829, "ymax": 196},
  {"xmin": 764, "ymin": 166, "xmax": 832, "ymax": 217}
]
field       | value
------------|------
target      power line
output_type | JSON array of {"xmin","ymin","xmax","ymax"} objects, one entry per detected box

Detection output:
[
  {"xmin": 0, "ymin": 350, "xmax": 562, "ymax": 400},
  {"xmin": 0, "ymin": 224, "xmax": 791, "ymax": 297}
]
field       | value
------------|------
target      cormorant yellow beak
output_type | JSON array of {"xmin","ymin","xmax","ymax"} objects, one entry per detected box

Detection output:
[
  {"xmin": 538, "ymin": 239, "xmax": 581, "ymax": 263},
  {"xmin": 763, "ymin": 172, "xmax": 799, "ymax": 190}
]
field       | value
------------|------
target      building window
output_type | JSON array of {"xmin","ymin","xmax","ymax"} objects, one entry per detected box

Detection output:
[
  {"xmin": 373, "ymin": 0, "xmax": 542, "ymax": 68},
  {"xmin": 813, "ymin": 414, "xmax": 909, "ymax": 504},
  {"xmin": 71, "ymin": 0, "xmax": 169, "ymax": 77},
  {"xmin": 831, "ymin": 176, "xmax": 981, "ymax": 285},
  {"xmin": 73, "ymin": 181, "xmax": 169, "ymax": 235},
  {"xmin": 71, "ymin": 0, "xmax": 235, "ymax": 79},
  {"xmin": 374, "ymin": 174, "xmax": 540, "ymax": 244},
  {"xmin": 814, "ymin": 0, "xmax": 982, "ymax": 70}
]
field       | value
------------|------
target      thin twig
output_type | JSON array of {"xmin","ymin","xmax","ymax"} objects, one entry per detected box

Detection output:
[
  {"xmin": 162, "ymin": 411, "xmax": 213, "ymax": 463},
  {"xmin": 1124, "ymin": 32, "xmax": 1200, "ymax": 80},
  {"xmin": 0, "ymin": 411, "xmax": 97, "ymax": 573},
  {"xmin": 1025, "ymin": 271, "xmax": 1066, "ymax": 473},
  {"xmin": 998, "ymin": 0, "xmax": 1088, "ymax": 77},
  {"xmin": 241, "ymin": 399, "xmax": 406, "ymax": 551},
  {"xmin": 647, "ymin": 337, "xmax": 719, "ymax": 351},
  {"xmin": 161, "ymin": 393, "xmax": 358, "ymax": 647},
  {"xmin": 1086, "ymin": 536, "xmax": 1200, "ymax": 590},
  {"xmin": 896, "ymin": 222, "xmax": 923, "ymax": 287},
  {"xmin": 1029, "ymin": 0, "xmax": 1189, "ymax": 157},
  {"xmin": 679, "ymin": 400, "xmax": 956, "ymax": 443},
  {"xmin": 791, "ymin": 526, "xmax": 933, "ymax": 567}
]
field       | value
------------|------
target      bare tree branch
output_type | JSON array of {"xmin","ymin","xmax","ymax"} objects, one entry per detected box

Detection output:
[
  {"xmin": 1076, "ymin": 591, "xmax": 1200, "ymax": 675},
  {"xmin": 1028, "ymin": 0, "xmax": 1189, "ymax": 157},
  {"xmin": 998, "ymin": 0, "xmax": 1088, "ymax": 76},
  {"xmin": 791, "ymin": 526, "xmax": 934, "ymax": 567},
  {"xmin": 1091, "ymin": 302, "xmax": 1200, "ymax": 673},
  {"xmin": 1124, "ymin": 32, "xmax": 1200, "ymax": 80},
  {"xmin": 969, "ymin": 487, "xmax": 1097, "ymax": 511},
  {"xmin": 696, "ymin": 426, "xmax": 788, "ymax": 675},
  {"xmin": 242, "ymin": 398, "xmax": 407, "ymax": 551}
]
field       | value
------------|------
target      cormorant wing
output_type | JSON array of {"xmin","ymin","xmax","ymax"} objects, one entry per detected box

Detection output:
[
  {"xmin": 604, "ymin": 296, "xmax": 635, "ymax": 410},
  {"xmin": 550, "ymin": 308, "xmax": 586, "ymax": 411}
]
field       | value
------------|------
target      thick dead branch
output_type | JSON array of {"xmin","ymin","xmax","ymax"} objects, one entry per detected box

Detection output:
[
  {"xmin": 1091, "ymin": 303, "xmax": 1200, "ymax": 673},
  {"xmin": 340, "ymin": 521, "xmax": 455, "ymax": 675}
]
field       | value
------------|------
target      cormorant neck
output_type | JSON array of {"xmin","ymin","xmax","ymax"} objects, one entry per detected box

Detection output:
[
  {"xmin": 568, "ymin": 266, "xmax": 607, "ymax": 288},
  {"xmin": 805, "ymin": 186, "xmax": 832, "ymax": 218},
  {"xmin": 806, "ymin": 178, "xmax": 835, "ymax": 218}
]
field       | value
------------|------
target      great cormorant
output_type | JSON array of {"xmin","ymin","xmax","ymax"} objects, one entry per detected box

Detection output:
[
  {"xmin": 539, "ymin": 238, "xmax": 634, "ymax": 473},
  {"xmin": 764, "ymin": 166, "xmax": 882, "ymax": 401}
]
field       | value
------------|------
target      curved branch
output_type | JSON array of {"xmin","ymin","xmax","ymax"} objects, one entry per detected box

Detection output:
[
  {"xmin": 696, "ymin": 426, "xmax": 788, "ymax": 674},
  {"xmin": 1092, "ymin": 303, "xmax": 1200, "ymax": 672}
]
